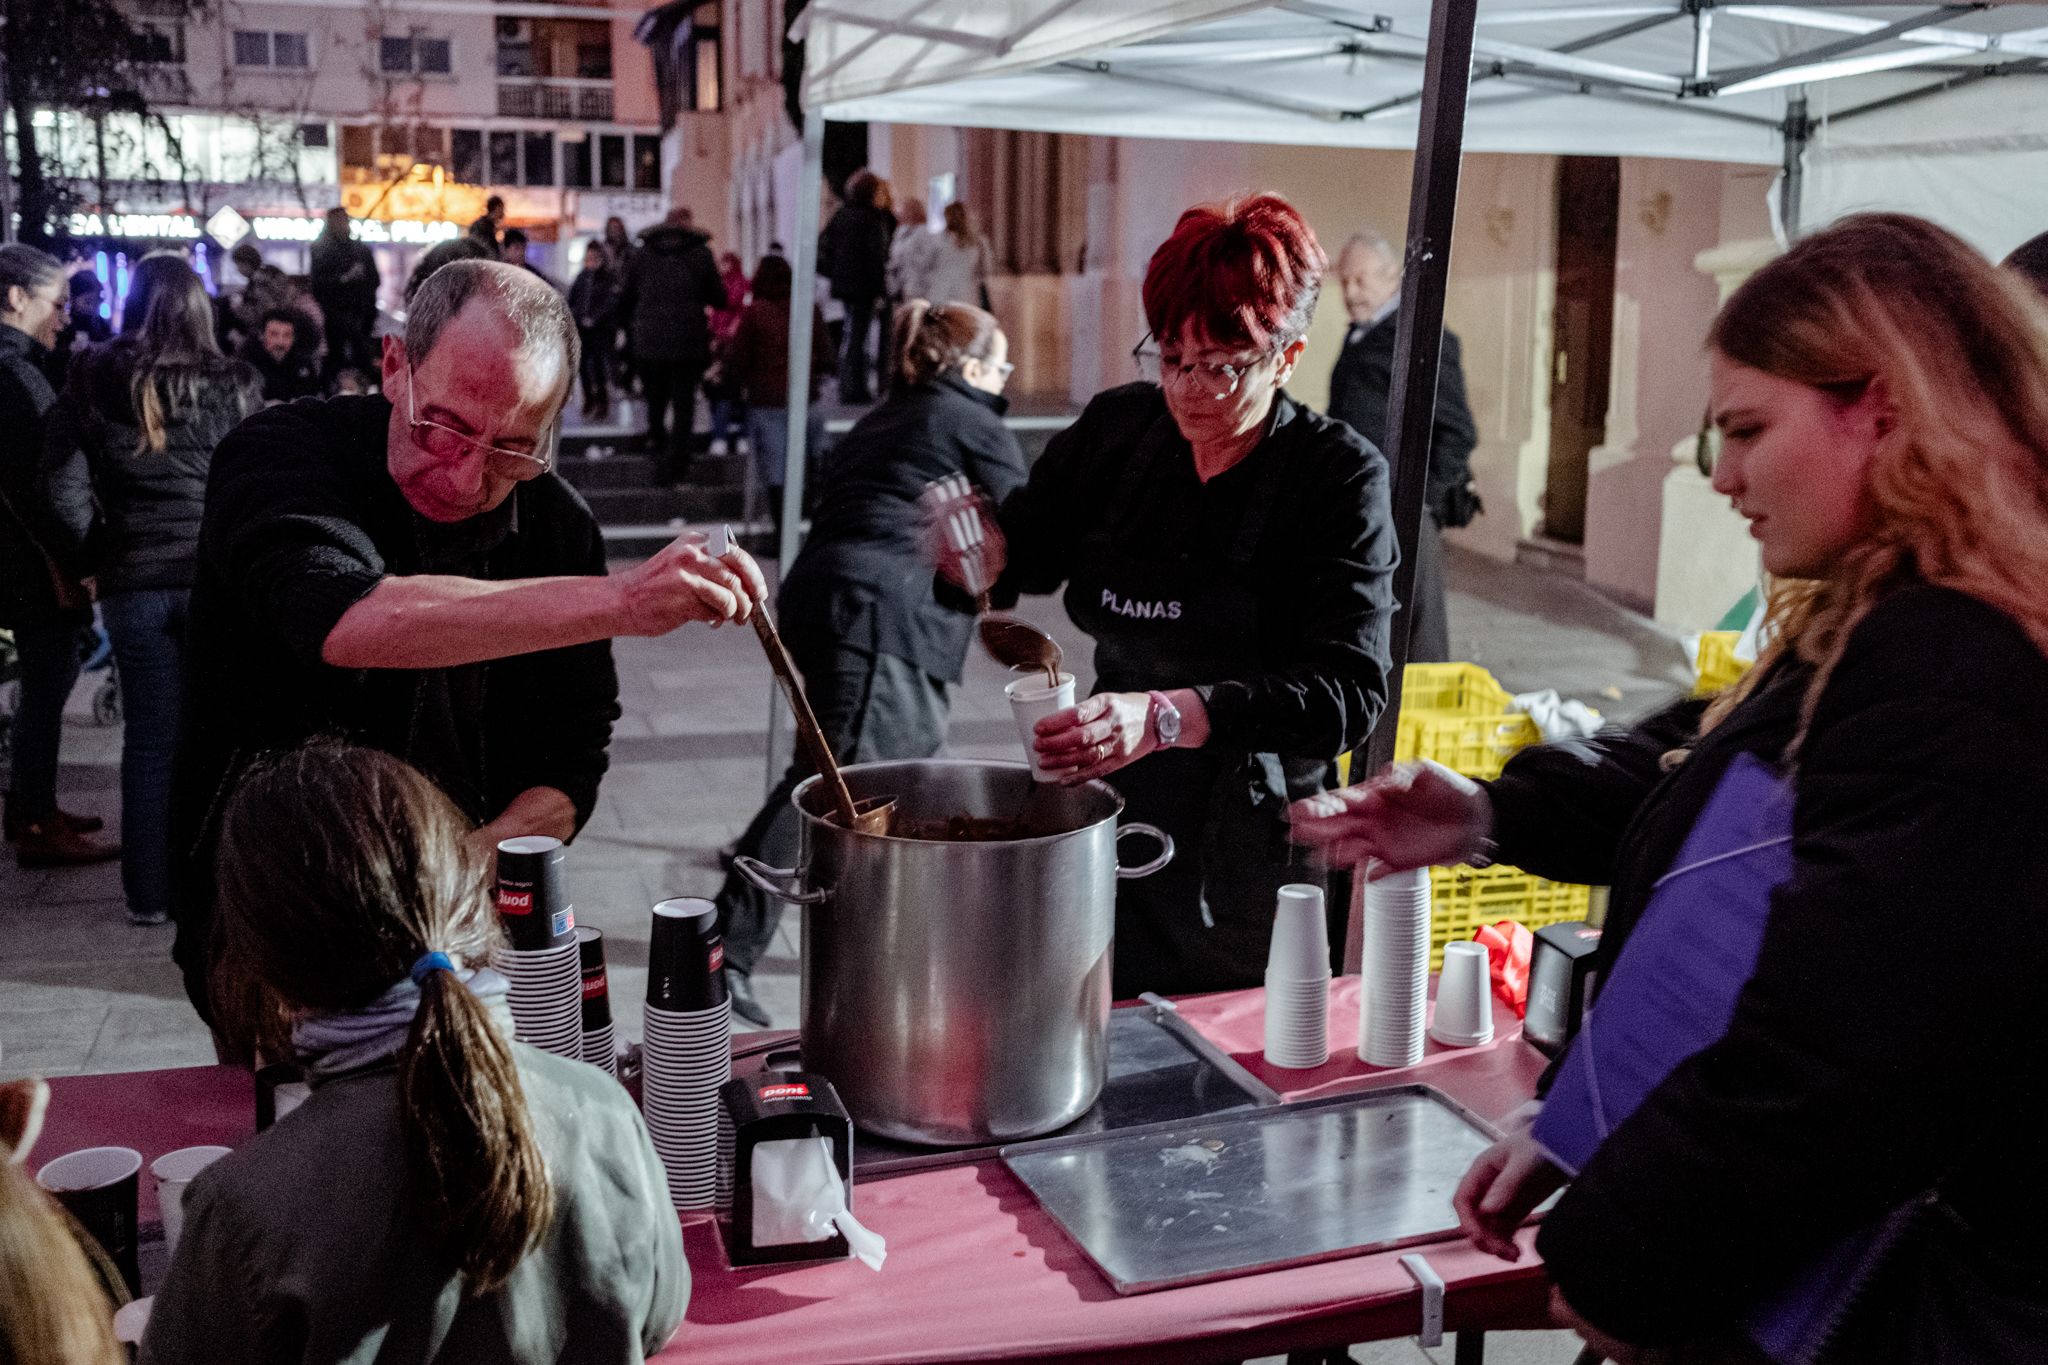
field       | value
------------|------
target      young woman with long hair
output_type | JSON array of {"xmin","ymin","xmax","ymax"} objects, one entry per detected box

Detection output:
[
  {"xmin": 707, "ymin": 298, "xmax": 1023, "ymax": 1025},
  {"xmin": 1293, "ymin": 213, "xmax": 2048, "ymax": 1362},
  {"xmin": 42, "ymin": 252, "xmax": 262, "ymax": 924},
  {"xmin": 142, "ymin": 744, "xmax": 685, "ymax": 1363},
  {"xmin": 919, "ymin": 202, "xmax": 992, "ymax": 311}
]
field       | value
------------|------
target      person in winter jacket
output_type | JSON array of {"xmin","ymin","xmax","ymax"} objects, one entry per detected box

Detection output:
[
  {"xmin": 42, "ymin": 253, "xmax": 261, "ymax": 923},
  {"xmin": 919, "ymin": 202, "xmax": 992, "ymax": 311},
  {"xmin": 619, "ymin": 209, "xmax": 726, "ymax": 482},
  {"xmin": 718, "ymin": 254, "xmax": 835, "ymax": 536},
  {"xmin": 142, "ymin": 744, "xmax": 687, "ymax": 1365},
  {"xmin": 1295, "ymin": 214, "xmax": 2048, "ymax": 1365},
  {"xmin": 711, "ymin": 300, "xmax": 1025, "ymax": 1025},
  {"xmin": 567, "ymin": 242, "xmax": 620, "ymax": 420},
  {"xmin": 818, "ymin": 170, "xmax": 893, "ymax": 403},
  {"xmin": 239, "ymin": 309, "xmax": 323, "ymax": 403},
  {"xmin": 0, "ymin": 243, "xmax": 116, "ymax": 868}
]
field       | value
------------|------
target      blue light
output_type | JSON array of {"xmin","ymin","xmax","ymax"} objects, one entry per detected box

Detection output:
[
  {"xmin": 114, "ymin": 254, "xmax": 131, "ymax": 330},
  {"xmin": 94, "ymin": 252, "xmax": 112, "ymax": 320}
]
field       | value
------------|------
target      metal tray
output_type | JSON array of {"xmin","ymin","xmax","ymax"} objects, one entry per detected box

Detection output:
[{"xmin": 1000, "ymin": 1085, "xmax": 1501, "ymax": 1295}]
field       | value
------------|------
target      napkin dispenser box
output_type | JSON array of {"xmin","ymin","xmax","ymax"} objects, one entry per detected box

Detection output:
[
  {"xmin": 721, "ymin": 1072, "xmax": 854, "ymax": 1267},
  {"xmin": 1524, "ymin": 920, "xmax": 1601, "ymax": 1059}
]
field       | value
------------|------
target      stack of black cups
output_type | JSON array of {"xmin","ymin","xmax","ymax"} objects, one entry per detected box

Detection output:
[
  {"xmin": 577, "ymin": 926, "xmax": 617, "ymax": 1076},
  {"xmin": 642, "ymin": 896, "xmax": 734, "ymax": 1209},
  {"xmin": 490, "ymin": 836, "xmax": 583, "ymax": 1059}
]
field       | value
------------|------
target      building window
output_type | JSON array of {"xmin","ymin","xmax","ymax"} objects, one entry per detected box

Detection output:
[
  {"xmin": 273, "ymin": 32, "xmax": 309, "ymax": 67},
  {"xmin": 633, "ymin": 135, "xmax": 661, "ymax": 192},
  {"xmin": 496, "ymin": 18, "xmax": 535, "ymax": 77},
  {"xmin": 340, "ymin": 124, "xmax": 376, "ymax": 172},
  {"xmin": 131, "ymin": 20, "xmax": 184, "ymax": 64},
  {"xmin": 233, "ymin": 30, "xmax": 268, "ymax": 66},
  {"xmin": 451, "ymin": 129, "xmax": 484, "ymax": 184},
  {"xmin": 523, "ymin": 131, "xmax": 555, "ymax": 187},
  {"xmin": 689, "ymin": 3, "xmax": 722, "ymax": 111},
  {"xmin": 489, "ymin": 131, "xmax": 520, "ymax": 185},
  {"xmin": 382, "ymin": 34, "xmax": 450, "ymax": 75},
  {"xmin": 598, "ymin": 134, "xmax": 626, "ymax": 189},
  {"xmin": 576, "ymin": 42, "xmax": 611, "ymax": 80},
  {"xmin": 563, "ymin": 138, "xmax": 592, "ymax": 189},
  {"xmin": 411, "ymin": 125, "xmax": 449, "ymax": 167},
  {"xmin": 236, "ymin": 29, "xmax": 309, "ymax": 67},
  {"xmin": 299, "ymin": 122, "xmax": 331, "ymax": 149}
]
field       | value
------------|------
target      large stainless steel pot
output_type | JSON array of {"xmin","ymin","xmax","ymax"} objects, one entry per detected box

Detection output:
[{"xmin": 733, "ymin": 759, "xmax": 1172, "ymax": 1146}]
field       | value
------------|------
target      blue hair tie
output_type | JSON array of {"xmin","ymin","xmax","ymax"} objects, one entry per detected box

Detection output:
[{"xmin": 410, "ymin": 951, "xmax": 455, "ymax": 986}]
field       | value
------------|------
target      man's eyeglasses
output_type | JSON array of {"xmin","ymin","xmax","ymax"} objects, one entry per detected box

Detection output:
[
  {"xmin": 1131, "ymin": 333, "xmax": 1271, "ymax": 401},
  {"xmin": 405, "ymin": 364, "xmax": 557, "ymax": 480}
]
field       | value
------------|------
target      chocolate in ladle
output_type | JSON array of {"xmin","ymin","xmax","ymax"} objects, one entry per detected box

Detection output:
[{"xmin": 979, "ymin": 613, "xmax": 1063, "ymax": 688}]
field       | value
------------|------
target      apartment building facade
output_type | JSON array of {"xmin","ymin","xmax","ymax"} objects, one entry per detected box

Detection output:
[{"xmin": 35, "ymin": 0, "xmax": 679, "ymax": 309}]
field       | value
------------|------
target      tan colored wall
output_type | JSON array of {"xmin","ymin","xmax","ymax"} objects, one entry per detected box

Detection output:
[
  {"xmin": 1581, "ymin": 157, "xmax": 1728, "ymax": 610},
  {"xmin": 666, "ymin": 113, "xmax": 731, "ymax": 236}
]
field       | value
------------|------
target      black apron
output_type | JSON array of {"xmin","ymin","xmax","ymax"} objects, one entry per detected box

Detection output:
[{"xmin": 1064, "ymin": 415, "xmax": 1328, "ymax": 999}]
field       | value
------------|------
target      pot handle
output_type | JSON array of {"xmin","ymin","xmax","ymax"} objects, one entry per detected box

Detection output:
[
  {"xmin": 1114, "ymin": 823, "xmax": 1175, "ymax": 879},
  {"xmin": 731, "ymin": 855, "xmax": 831, "ymax": 906}
]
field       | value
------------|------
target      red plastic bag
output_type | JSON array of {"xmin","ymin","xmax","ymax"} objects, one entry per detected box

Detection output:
[{"xmin": 1473, "ymin": 919, "xmax": 1533, "ymax": 1018}]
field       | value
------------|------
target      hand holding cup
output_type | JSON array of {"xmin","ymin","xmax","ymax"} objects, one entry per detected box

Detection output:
[{"xmin": 1289, "ymin": 759, "xmax": 1494, "ymax": 874}]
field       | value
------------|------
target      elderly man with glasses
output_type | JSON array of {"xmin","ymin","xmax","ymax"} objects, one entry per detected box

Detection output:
[
  {"xmin": 932, "ymin": 195, "xmax": 1397, "ymax": 1000},
  {"xmin": 170, "ymin": 260, "xmax": 766, "ymax": 1021}
]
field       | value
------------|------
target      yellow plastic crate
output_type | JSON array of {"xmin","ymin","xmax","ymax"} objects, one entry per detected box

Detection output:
[
  {"xmin": 1392, "ymin": 663, "xmax": 1540, "ymax": 780},
  {"xmin": 1694, "ymin": 631, "xmax": 1752, "ymax": 696},
  {"xmin": 1426, "ymin": 863, "xmax": 1593, "ymax": 970}
]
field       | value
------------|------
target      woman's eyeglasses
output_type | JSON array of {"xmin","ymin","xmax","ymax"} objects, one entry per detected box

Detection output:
[
  {"xmin": 1131, "ymin": 333, "xmax": 1269, "ymax": 401},
  {"xmin": 405, "ymin": 365, "xmax": 557, "ymax": 479}
]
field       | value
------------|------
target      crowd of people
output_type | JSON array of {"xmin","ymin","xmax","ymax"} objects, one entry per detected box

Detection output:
[{"xmin": 4, "ymin": 180, "xmax": 2048, "ymax": 1364}]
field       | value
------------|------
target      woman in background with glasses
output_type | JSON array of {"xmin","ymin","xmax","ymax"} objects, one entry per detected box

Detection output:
[
  {"xmin": 710, "ymin": 299, "xmax": 1025, "ymax": 1026},
  {"xmin": 935, "ymin": 195, "xmax": 1397, "ymax": 997}
]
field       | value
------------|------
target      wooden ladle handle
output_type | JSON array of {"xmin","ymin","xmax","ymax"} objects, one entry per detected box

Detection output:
[{"xmin": 750, "ymin": 607, "xmax": 861, "ymax": 826}]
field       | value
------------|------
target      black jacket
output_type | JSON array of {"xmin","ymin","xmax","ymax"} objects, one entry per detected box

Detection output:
[
  {"xmin": 42, "ymin": 338, "xmax": 262, "ymax": 595},
  {"xmin": 568, "ymin": 268, "xmax": 620, "ymax": 334},
  {"xmin": 990, "ymin": 383, "xmax": 1397, "ymax": 759},
  {"xmin": 620, "ymin": 224, "xmax": 725, "ymax": 363},
  {"xmin": 0, "ymin": 324, "xmax": 85, "ymax": 628},
  {"xmin": 172, "ymin": 396, "xmax": 621, "ymax": 1015},
  {"xmin": 1327, "ymin": 315, "xmax": 1481, "ymax": 528},
  {"xmin": 779, "ymin": 373, "xmax": 1028, "ymax": 682},
  {"xmin": 819, "ymin": 203, "xmax": 891, "ymax": 304},
  {"xmin": 1491, "ymin": 585, "xmax": 2048, "ymax": 1358}
]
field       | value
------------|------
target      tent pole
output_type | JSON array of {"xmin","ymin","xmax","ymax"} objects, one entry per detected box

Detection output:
[
  {"xmin": 763, "ymin": 103, "xmax": 826, "ymax": 800},
  {"xmin": 1780, "ymin": 90, "xmax": 1810, "ymax": 239},
  {"xmin": 781, "ymin": 103, "xmax": 826, "ymax": 575},
  {"xmin": 1347, "ymin": 0, "xmax": 1480, "ymax": 974}
]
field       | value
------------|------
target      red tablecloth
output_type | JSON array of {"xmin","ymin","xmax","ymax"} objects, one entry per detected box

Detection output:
[{"xmin": 40, "ymin": 979, "xmax": 1550, "ymax": 1364}]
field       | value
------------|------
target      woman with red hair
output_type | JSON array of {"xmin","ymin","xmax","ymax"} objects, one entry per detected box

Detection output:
[{"xmin": 940, "ymin": 194, "xmax": 1397, "ymax": 996}]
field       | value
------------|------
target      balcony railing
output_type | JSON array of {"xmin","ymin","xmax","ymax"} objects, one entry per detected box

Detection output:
[{"xmin": 497, "ymin": 79, "xmax": 613, "ymax": 121}]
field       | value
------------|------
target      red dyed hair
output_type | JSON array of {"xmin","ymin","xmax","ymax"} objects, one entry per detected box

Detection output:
[{"xmin": 1141, "ymin": 193, "xmax": 1326, "ymax": 354}]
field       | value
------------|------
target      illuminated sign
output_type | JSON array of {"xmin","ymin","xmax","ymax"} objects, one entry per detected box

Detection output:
[
  {"xmin": 68, "ymin": 212, "xmax": 201, "ymax": 240},
  {"xmin": 249, "ymin": 215, "xmax": 459, "ymax": 245}
]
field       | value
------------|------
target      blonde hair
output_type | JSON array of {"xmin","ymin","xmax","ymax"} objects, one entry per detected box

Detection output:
[
  {"xmin": 889, "ymin": 299, "xmax": 1000, "ymax": 397},
  {"xmin": 0, "ymin": 1084, "xmax": 123, "ymax": 1365},
  {"xmin": 1703, "ymin": 214, "xmax": 2048, "ymax": 747}
]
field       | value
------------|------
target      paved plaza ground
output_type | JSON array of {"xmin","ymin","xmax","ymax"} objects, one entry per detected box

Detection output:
[{"xmin": 0, "ymin": 542, "xmax": 1690, "ymax": 1365}]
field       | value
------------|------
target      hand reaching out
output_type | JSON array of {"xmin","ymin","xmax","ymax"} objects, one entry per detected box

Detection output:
[{"xmin": 1288, "ymin": 759, "xmax": 1494, "ymax": 874}]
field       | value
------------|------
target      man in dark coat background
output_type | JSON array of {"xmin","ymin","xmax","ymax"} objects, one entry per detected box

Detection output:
[
  {"xmin": 1326, "ymin": 229, "xmax": 1482, "ymax": 664},
  {"xmin": 308, "ymin": 207, "xmax": 380, "ymax": 383},
  {"xmin": 818, "ymin": 170, "xmax": 893, "ymax": 404},
  {"xmin": 620, "ymin": 208, "xmax": 726, "ymax": 484}
]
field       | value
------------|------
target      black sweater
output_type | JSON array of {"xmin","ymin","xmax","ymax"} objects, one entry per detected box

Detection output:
[
  {"xmin": 172, "ymin": 396, "xmax": 620, "ymax": 1012},
  {"xmin": 990, "ymin": 383, "xmax": 1397, "ymax": 759},
  {"xmin": 42, "ymin": 338, "xmax": 262, "ymax": 594},
  {"xmin": 1490, "ymin": 585, "xmax": 2048, "ymax": 1353}
]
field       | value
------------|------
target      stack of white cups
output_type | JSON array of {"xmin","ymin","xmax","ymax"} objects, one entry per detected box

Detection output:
[
  {"xmin": 641, "ymin": 897, "xmax": 733, "ymax": 1210},
  {"xmin": 1357, "ymin": 865, "xmax": 1433, "ymax": 1068},
  {"xmin": 1263, "ymin": 883, "xmax": 1331, "ymax": 1069}
]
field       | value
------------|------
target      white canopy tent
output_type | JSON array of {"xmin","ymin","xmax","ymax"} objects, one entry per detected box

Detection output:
[{"xmin": 772, "ymin": 0, "xmax": 2048, "ymax": 962}]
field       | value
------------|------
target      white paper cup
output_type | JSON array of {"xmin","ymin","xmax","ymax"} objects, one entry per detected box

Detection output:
[
  {"xmin": 151, "ymin": 1146, "xmax": 230, "ymax": 1256},
  {"xmin": 1005, "ymin": 672, "xmax": 1077, "ymax": 782},
  {"xmin": 1359, "ymin": 865, "xmax": 1432, "ymax": 1068},
  {"xmin": 1263, "ymin": 973, "xmax": 1330, "ymax": 1070},
  {"xmin": 1268, "ymin": 883, "xmax": 1330, "ymax": 979},
  {"xmin": 1430, "ymin": 940, "xmax": 1496, "ymax": 1047}
]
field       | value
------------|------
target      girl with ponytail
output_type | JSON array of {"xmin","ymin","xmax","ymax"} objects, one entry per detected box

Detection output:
[{"xmin": 142, "ymin": 744, "xmax": 685, "ymax": 1364}]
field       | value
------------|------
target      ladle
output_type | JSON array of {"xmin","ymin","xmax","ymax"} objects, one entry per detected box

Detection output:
[
  {"xmin": 930, "ymin": 476, "xmax": 1065, "ymax": 685},
  {"xmin": 713, "ymin": 526, "xmax": 894, "ymax": 835}
]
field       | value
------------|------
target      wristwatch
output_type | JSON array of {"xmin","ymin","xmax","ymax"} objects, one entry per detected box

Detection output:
[{"xmin": 1147, "ymin": 691, "xmax": 1183, "ymax": 749}]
